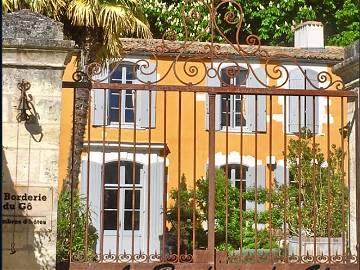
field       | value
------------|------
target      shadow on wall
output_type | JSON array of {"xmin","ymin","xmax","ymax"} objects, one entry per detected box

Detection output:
[
  {"xmin": 2, "ymin": 147, "xmax": 54, "ymax": 269},
  {"xmin": 24, "ymin": 98, "xmax": 43, "ymax": 143}
]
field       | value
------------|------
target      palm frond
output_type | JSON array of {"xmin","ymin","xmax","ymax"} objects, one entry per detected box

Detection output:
[
  {"xmin": 3, "ymin": 0, "xmax": 153, "ymax": 63},
  {"xmin": 30, "ymin": 0, "xmax": 66, "ymax": 18},
  {"xmin": 67, "ymin": 0, "xmax": 98, "ymax": 27},
  {"xmin": 99, "ymin": 3, "xmax": 130, "ymax": 34},
  {"xmin": 131, "ymin": 16, "xmax": 152, "ymax": 38},
  {"xmin": 99, "ymin": 2, "xmax": 151, "ymax": 38},
  {"xmin": 2, "ymin": 0, "xmax": 18, "ymax": 13}
]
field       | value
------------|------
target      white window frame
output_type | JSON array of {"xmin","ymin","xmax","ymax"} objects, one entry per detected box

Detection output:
[
  {"xmin": 108, "ymin": 64, "xmax": 137, "ymax": 127},
  {"xmin": 222, "ymin": 164, "xmax": 248, "ymax": 210},
  {"xmin": 286, "ymin": 68, "xmax": 321, "ymax": 135},
  {"xmin": 220, "ymin": 67, "xmax": 249, "ymax": 132},
  {"xmin": 102, "ymin": 161, "xmax": 144, "ymax": 232},
  {"xmin": 81, "ymin": 146, "xmax": 165, "ymax": 255}
]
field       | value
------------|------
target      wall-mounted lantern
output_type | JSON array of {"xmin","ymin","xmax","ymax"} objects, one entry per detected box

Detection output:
[
  {"xmin": 339, "ymin": 122, "xmax": 351, "ymax": 139},
  {"xmin": 16, "ymin": 80, "xmax": 32, "ymax": 123},
  {"xmin": 266, "ymin": 155, "xmax": 277, "ymax": 169}
]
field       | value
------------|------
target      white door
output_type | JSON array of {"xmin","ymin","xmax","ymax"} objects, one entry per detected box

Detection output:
[
  {"xmin": 102, "ymin": 161, "xmax": 145, "ymax": 256},
  {"xmin": 82, "ymin": 155, "xmax": 163, "ymax": 260}
]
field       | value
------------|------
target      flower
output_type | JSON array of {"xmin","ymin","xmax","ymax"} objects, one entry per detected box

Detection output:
[{"xmin": 321, "ymin": 161, "xmax": 328, "ymax": 168}]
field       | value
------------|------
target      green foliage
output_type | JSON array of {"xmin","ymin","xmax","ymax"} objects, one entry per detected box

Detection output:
[
  {"xmin": 276, "ymin": 129, "xmax": 348, "ymax": 237},
  {"xmin": 56, "ymin": 188, "xmax": 98, "ymax": 263},
  {"xmin": 143, "ymin": 0, "xmax": 359, "ymax": 46},
  {"xmin": 327, "ymin": 0, "xmax": 360, "ymax": 46},
  {"xmin": 167, "ymin": 170, "xmax": 281, "ymax": 253},
  {"xmin": 167, "ymin": 130, "xmax": 348, "ymax": 254},
  {"xmin": 166, "ymin": 175, "xmax": 207, "ymax": 253}
]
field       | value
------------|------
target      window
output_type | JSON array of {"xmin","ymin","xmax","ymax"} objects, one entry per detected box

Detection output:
[
  {"xmin": 205, "ymin": 66, "xmax": 267, "ymax": 132},
  {"xmin": 103, "ymin": 161, "xmax": 119, "ymax": 230},
  {"xmin": 288, "ymin": 69, "xmax": 319, "ymax": 134},
  {"xmin": 103, "ymin": 161, "xmax": 143, "ymax": 231},
  {"xmin": 92, "ymin": 61, "xmax": 156, "ymax": 128},
  {"xmin": 109, "ymin": 64, "xmax": 137, "ymax": 124},
  {"xmin": 220, "ymin": 67, "xmax": 247, "ymax": 128},
  {"xmin": 221, "ymin": 164, "xmax": 248, "ymax": 210}
]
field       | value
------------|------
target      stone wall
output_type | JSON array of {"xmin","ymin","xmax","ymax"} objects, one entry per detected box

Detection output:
[
  {"xmin": 2, "ymin": 10, "xmax": 74, "ymax": 270},
  {"xmin": 333, "ymin": 39, "xmax": 359, "ymax": 257}
]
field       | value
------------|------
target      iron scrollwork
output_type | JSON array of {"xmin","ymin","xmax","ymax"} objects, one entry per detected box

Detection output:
[
  {"xmin": 16, "ymin": 80, "xmax": 32, "ymax": 123},
  {"xmin": 81, "ymin": 0, "xmax": 344, "ymax": 91}
]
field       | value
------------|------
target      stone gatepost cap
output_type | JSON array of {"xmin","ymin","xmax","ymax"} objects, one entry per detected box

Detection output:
[{"xmin": 2, "ymin": 9, "xmax": 74, "ymax": 49}]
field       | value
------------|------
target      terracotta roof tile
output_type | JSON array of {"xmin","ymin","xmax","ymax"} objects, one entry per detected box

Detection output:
[{"xmin": 120, "ymin": 38, "xmax": 344, "ymax": 62}]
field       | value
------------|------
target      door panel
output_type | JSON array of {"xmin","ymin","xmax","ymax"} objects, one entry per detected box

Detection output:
[{"xmin": 102, "ymin": 163, "xmax": 145, "ymax": 256}]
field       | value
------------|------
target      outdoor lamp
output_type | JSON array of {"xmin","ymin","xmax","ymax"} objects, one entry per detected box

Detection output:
[
  {"xmin": 16, "ymin": 80, "xmax": 32, "ymax": 123},
  {"xmin": 339, "ymin": 122, "xmax": 350, "ymax": 138},
  {"xmin": 266, "ymin": 155, "xmax": 276, "ymax": 169}
]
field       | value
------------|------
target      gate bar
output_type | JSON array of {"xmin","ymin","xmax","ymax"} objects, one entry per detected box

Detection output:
[
  {"xmin": 355, "ymin": 96, "xmax": 360, "ymax": 262},
  {"xmin": 208, "ymin": 94, "xmax": 216, "ymax": 267},
  {"xmin": 62, "ymin": 82, "xmax": 358, "ymax": 97}
]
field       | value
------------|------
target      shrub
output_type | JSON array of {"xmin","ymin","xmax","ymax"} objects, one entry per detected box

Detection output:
[
  {"xmin": 166, "ymin": 170, "xmax": 281, "ymax": 253},
  {"xmin": 275, "ymin": 130, "xmax": 348, "ymax": 237},
  {"xmin": 56, "ymin": 188, "xmax": 98, "ymax": 263}
]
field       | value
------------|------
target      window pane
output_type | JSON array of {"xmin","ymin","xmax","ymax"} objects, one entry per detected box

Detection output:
[
  {"xmin": 109, "ymin": 91, "xmax": 120, "ymax": 108},
  {"xmin": 124, "ymin": 211, "xmax": 140, "ymax": 230},
  {"xmin": 235, "ymin": 180, "xmax": 246, "ymax": 190},
  {"xmin": 221, "ymin": 98, "xmax": 227, "ymax": 112},
  {"xmin": 124, "ymin": 190, "xmax": 140, "ymax": 209},
  {"xmin": 233, "ymin": 164, "xmax": 240, "ymax": 179},
  {"xmin": 125, "ymin": 93, "xmax": 133, "ymax": 108},
  {"xmin": 222, "ymin": 165, "xmax": 247, "ymax": 180},
  {"xmin": 109, "ymin": 109, "xmax": 120, "ymax": 123},
  {"xmin": 105, "ymin": 162, "xmax": 118, "ymax": 184},
  {"xmin": 104, "ymin": 189, "xmax": 118, "ymax": 209},
  {"xmin": 125, "ymin": 109, "xmax": 134, "ymax": 122},
  {"xmin": 236, "ymin": 70, "xmax": 247, "ymax": 86},
  {"xmin": 221, "ymin": 71, "xmax": 230, "ymax": 85},
  {"xmin": 235, "ymin": 114, "xmax": 241, "ymax": 127},
  {"xmin": 126, "ymin": 66, "xmax": 136, "ymax": 80},
  {"xmin": 104, "ymin": 210, "xmax": 117, "ymax": 230},
  {"xmin": 235, "ymin": 100, "xmax": 241, "ymax": 112},
  {"xmin": 240, "ymin": 166, "xmax": 247, "ymax": 179},
  {"xmin": 235, "ymin": 114, "xmax": 246, "ymax": 127},
  {"xmin": 110, "ymin": 67, "xmax": 122, "ymax": 82},
  {"xmin": 221, "ymin": 112, "xmax": 230, "ymax": 127},
  {"xmin": 124, "ymin": 163, "xmax": 142, "ymax": 184}
]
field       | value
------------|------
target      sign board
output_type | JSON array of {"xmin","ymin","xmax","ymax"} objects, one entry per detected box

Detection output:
[{"xmin": 2, "ymin": 185, "xmax": 54, "ymax": 232}]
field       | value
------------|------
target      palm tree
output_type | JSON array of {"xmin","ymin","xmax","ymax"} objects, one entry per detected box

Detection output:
[
  {"xmin": 2, "ymin": 0, "xmax": 151, "ymax": 61},
  {"xmin": 3, "ymin": 0, "xmax": 152, "ymax": 189}
]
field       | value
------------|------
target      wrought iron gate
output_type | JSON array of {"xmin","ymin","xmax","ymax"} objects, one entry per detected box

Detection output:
[
  {"xmin": 61, "ymin": 1, "xmax": 359, "ymax": 269},
  {"xmin": 62, "ymin": 78, "xmax": 359, "ymax": 270}
]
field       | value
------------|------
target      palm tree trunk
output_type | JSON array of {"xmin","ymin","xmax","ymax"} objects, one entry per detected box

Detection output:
[{"xmin": 65, "ymin": 28, "xmax": 102, "ymax": 190}]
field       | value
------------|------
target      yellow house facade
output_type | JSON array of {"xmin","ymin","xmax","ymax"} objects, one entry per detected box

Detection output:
[{"xmin": 59, "ymin": 38, "xmax": 346, "ymax": 256}]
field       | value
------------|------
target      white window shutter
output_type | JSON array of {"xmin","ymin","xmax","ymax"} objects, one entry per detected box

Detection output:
[
  {"xmin": 274, "ymin": 165, "xmax": 289, "ymax": 187},
  {"xmin": 215, "ymin": 95, "xmax": 221, "ymax": 130},
  {"xmin": 245, "ymin": 164, "xmax": 265, "ymax": 211},
  {"xmin": 288, "ymin": 71, "xmax": 305, "ymax": 133},
  {"xmin": 245, "ymin": 166, "xmax": 255, "ymax": 210},
  {"xmin": 205, "ymin": 74, "xmax": 221, "ymax": 131},
  {"xmin": 91, "ymin": 64, "xmax": 109, "ymax": 126},
  {"xmin": 305, "ymin": 70, "xmax": 320, "ymax": 134},
  {"xmin": 256, "ymin": 164, "xmax": 266, "ymax": 212},
  {"xmin": 135, "ymin": 63, "xmax": 157, "ymax": 128},
  {"xmin": 81, "ymin": 160, "xmax": 102, "ymax": 253},
  {"xmin": 205, "ymin": 93, "xmax": 209, "ymax": 130},
  {"xmin": 92, "ymin": 89, "xmax": 108, "ymax": 126},
  {"xmin": 247, "ymin": 67, "xmax": 267, "ymax": 132}
]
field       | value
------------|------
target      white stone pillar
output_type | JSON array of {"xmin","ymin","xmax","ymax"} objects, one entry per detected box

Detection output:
[
  {"xmin": 333, "ymin": 40, "xmax": 359, "ymax": 258},
  {"xmin": 2, "ymin": 10, "xmax": 74, "ymax": 270}
]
